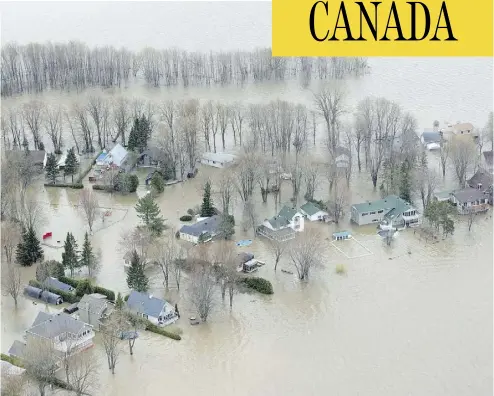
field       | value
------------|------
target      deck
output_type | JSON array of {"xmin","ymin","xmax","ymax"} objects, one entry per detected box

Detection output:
[{"xmin": 256, "ymin": 226, "xmax": 295, "ymax": 242}]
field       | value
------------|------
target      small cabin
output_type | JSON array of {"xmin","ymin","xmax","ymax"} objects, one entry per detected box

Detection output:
[
  {"xmin": 332, "ymin": 231, "xmax": 351, "ymax": 241},
  {"xmin": 241, "ymin": 259, "xmax": 259, "ymax": 273}
]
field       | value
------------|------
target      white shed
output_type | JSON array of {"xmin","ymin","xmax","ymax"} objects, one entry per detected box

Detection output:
[{"xmin": 201, "ymin": 152, "xmax": 235, "ymax": 168}]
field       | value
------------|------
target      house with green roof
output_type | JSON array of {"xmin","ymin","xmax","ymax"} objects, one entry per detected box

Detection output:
[
  {"xmin": 300, "ymin": 201, "xmax": 330, "ymax": 222},
  {"xmin": 350, "ymin": 195, "xmax": 420, "ymax": 229},
  {"xmin": 257, "ymin": 205, "xmax": 304, "ymax": 241}
]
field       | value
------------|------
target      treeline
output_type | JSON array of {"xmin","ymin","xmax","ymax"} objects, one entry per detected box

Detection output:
[{"xmin": 1, "ymin": 41, "xmax": 369, "ymax": 97}]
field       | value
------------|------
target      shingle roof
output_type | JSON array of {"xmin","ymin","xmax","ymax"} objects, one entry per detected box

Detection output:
[
  {"xmin": 105, "ymin": 144, "xmax": 128, "ymax": 167},
  {"xmin": 266, "ymin": 215, "xmax": 291, "ymax": 229},
  {"xmin": 8, "ymin": 340, "xmax": 26, "ymax": 359},
  {"xmin": 78, "ymin": 294, "xmax": 108, "ymax": 315},
  {"xmin": 31, "ymin": 311, "xmax": 53, "ymax": 327},
  {"xmin": 278, "ymin": 205, "xmax": 298, "ymax": 221},
  {"xmin": 127, "ymin": 291, "xmax": 168, "ymax": 318},
  {"xmin": 352, "ymin": 195, "xmax": 401, "ymax": 214},
  {"xmin": 43, "ymin": 277, "xmax": 74, "ymax": 293},
  {"xmin": 179, "ymin": 215, "xmax": 221, "ymax": 237},
  {"xmin": 467, "ymin": 170, "xmax": 493, "ymax": 189},
  {"xmin": 27, "ymin": 312, "xmax": 87, "ymax": 339},
  {"xmin": 452, "ymin": 188, "xmax": 489, "ymax": 203},
  {"xmin": 300, "ymin": 202, "xmax": 324, "ymax": 216},
  {"xmin": 421, "ymin": 130, "xmax": 441, "ymax": 143}
]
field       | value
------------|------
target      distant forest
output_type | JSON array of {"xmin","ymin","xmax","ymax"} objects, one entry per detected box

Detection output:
[{"xmin": 1, "ymin": 41, "xmax": 369, "ymax": 97}]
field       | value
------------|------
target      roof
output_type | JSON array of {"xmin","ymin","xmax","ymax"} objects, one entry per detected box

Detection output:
[
  {"xmin": 57, "ymin": 152, "xmax": 67, "ymax": 167},
  {"xmin": 452, "ymin": 122, "xmax": 474, "ymax": 133},
  {"xmin": 32, "ymin": 311, "xmax": 53, "ymax": 327},
  {"xmin": 202, "ymin": 152, "xmax": 235, "ymax": 163},
  {"xmin": 7, "ymin": 340, "xmax": 26, "ymax": 359},
  {"xmin": 127, "ymin": 291, "xmax": 169, "ymax": 318},
  {"xmin": 105, "ymin": 144, "xmax": 128, "ymax": 167},
  {"xmin": 333, "ymin": 231, "xmax": 351, "ymax": 238},
  {"xmin": 24, "ymin": 285, "xmax": 43, "ymax": 299},
  {"xmin": 384, "ymin": 198, "xmax": 413, "ymax": 220},
  {"xmin": 96, "ymin": 152, "xmax": 108, "ymax": 162},
  {"xmin": 78, "ymin": 294, "xmax": 108, "ymax": 315},
  {"xmin": 27, "ymin": 312, "xmax": 87, "ymax": 339},
  {"xmin": 452, "ymin": 188, "xmax": 489, "ymax": 203},
  {"xmin": 140, "ymin": 147, "xmax": 161, "ymax": 159},
  {"xmin": 300, "ymin": 202, "xmax": 325, "ymax": 216},
  {"xmin": 278, "ymin": 205, "xmax": 299, "ymax": 220},
  {"xmin": 266, "ymin": 215, "xmax": 291, "ymax": 229},
  {"xmin": 421, "ymin": 130, "xmax": 441, "ymax": 143},
  {"xmin": 334, "ymin": 146, "xmax": 351, "ymax": 158},
  {"xmin": 238, "ymin": 252, "xmax": 254, "ymax": 264},
  {"xmin": 352, "ymin": 195, "xmax": 402, "ymax": 214},
  {"xmin": 43, "ymin": 277, "xmax": 74, "ymax": 293},
  {"xmin": 1, "ymin": 360, "xmax": 26, "ymax": 376},
  {"xmin": 179, "ymin": 215, "xmax": 221, "ymax": 237},
  {"xmin": 467, "ymin": 170, "xmax": 493, "ymax": 189}
]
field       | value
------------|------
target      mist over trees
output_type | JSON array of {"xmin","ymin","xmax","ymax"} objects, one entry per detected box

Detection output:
[{"xmin": 1, "ymin": 41, "xmax": 369, "ymax": 97}]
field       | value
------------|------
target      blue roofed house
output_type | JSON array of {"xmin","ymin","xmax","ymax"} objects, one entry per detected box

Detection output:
[
  {"xmin": 420, "ymin": 129, "xmax": 441, "ymax": 151},
  {"xmin": 179, "ymin": 215, "xmax": 221, "ymax": 244},
  {"xmin": 350, "ymin": 195, "xmax": 420, "ymax": 230},
  {"xmin": 126, "ymin": 291, "xmax": 177, "ymax": 326}
]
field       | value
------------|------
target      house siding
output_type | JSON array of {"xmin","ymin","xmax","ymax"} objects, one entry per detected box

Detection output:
[
  {"xmin": 351, "ymin": 206, "xmax": 388, "ymax": 226},
  {"xmin": 179, "ymin": 232, "xmax": 199, "ymax": 244}
]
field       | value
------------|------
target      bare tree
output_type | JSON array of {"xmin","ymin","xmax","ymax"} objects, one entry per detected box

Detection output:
[
  {"xmin": 216, "ymin": 102, "xmax": 228, "ymax": 151},
  {"xmin": 268, "ymin": 239, "xmax": 288, "ymax": 271},
  {"xmin": 439, "ymin": 136, "xmax": 450, "ymax": 178},
  {"xmin": 1, "ymin": 220, "xmax": 21, "ymax": 265},
  {"xmin": 44, "ymin": 105, "xmax": 63, "ymax": 154},
  {"xmin": 415, "ymin": 156, "xmax": 439, "ymax": 209},
  {"xmin": 233, "ymin": 153, "xmax": 260, "ymax": 204},
  {"xmin": 229, "ymin": 102, "xmax": 244, "ymax": 146},
  {"xmin": 72, "ymin": 102, "xmax": 94, "ymax": 153},
  {"xmin": 154, "ymin": 231, "xmax": 179, "ymax": 288},
  {"xmin": 22, "ymin": 100, "xmax": 45, "ymax": 150},
  {"xmin": 483, "ymin": 111, "xmax": 493, "ymax": 152},
  {"xmin": 87, "ymin": 95, "xmax": 111, "ymax": 149},
  {"xmin": 313, "ymin": 87, "xmax": 346, "ymax": 153},
  {"xmin": 1, "ymin": 366, "xmax": 26, "ymax": 396},
  {"xmin": 242, "ymin": 199, "xmax": 258, "ymax": 237},
  {"xmin": 112, "ymin": 96, "xmax": 131, "ymax": 145},
  {"xmin": 23, "ymin": 339, "xmax": 59, "ymax": 396},
  {"xmin": 66, "ymin": 350, "xmax": 99, "ymax": 396},
  {"xmin": 327, "ymin": 179, "xmax": 348, "ymax": 224},
  {"xmin": 101, "ymin": 315, "xmax": 122, "ymax": 374},
  {"xmin": 172, "ymin": 248, "xmax": 186, "ymax": 291},
  {"xmin": 303, "ymin": 159, "xmax": 321, "ymax": 201},
  {"xmin": 79, "ymin": 190, "xmax": 99, "ymax": 234},
  {"xmin": 189, "ymin": 261, "xmax": 217, "ymax": 322},
  {"xmin": 119, "ymin": 227, "xmax": 154, "ymax": 267},
  {"xmin": 450, "ymin": 136, "xmax": 477, "ymax": 187},
  {"xmin": 18, "ymin": 195, "xmax": 45, "ymax": 233},
  {"xmin": 289, "ymin": 229, "xmax": 324, "ymax": 280},
  {"xmin": 1, "ymin": 260, "xmax": 21, "ymax": 307}
]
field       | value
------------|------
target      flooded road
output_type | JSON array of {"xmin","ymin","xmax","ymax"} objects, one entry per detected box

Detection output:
[{"xmin": 2, "ymin": 58, "xmax": 493, "ymax": 396}]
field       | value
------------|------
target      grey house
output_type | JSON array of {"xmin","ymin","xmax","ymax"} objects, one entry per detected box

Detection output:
[
  {"xmin": 43, "ymin": 277, "xmax": 75, "ymax": 293},
  {"xmin": 467, "ymin": 170, "xmax": 493, "ymax": 205},
  {"xmin": 76, "ymin": 294, "xmax": 111, "ymax": 331},
  {"xmin": 179, "ymin": 215, "xmax": 221, "ymax": 244},
  {"xmin": 351, "ymin": 195, "xmax": 420, "ymax": 229},
  {"xmin": 450, "ymin": 188, "xmax": 490, "ymax": 214},
  {"xmin": 8, "ymin": 340, "xmax": 27, "ymax": 360},
  {"xmin": 126, "ymin": 291, "xmax": 177, "ymax": 326}
]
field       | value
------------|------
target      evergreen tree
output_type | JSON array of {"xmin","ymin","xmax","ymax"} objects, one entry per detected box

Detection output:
[
  {"xmin": 127, "ymin": 118, "xmax": 140, "ymax": 152},
  {"xmin": 79, "ymin": 232, "xmax": 98, "ymax": 276},
  {"xmin": 75, "ymin": 279, "xmax": 94, "ymax": 297},
  {"xmin": 150, "ymin": 172, "xmax": 165, "ymax": 194},
  {"xmin": 399, "ymin": 161, "xmax": 412, "ymax": 203},
  {"xmin": 200, "ymin": 181, "xmax": 215, "ymax": 217},
  {"xmin": 218, "ymin": 214, "xmax": 235, "ymax": 240},
  {"xmin": 64, "ymin": 147, "xmax": 79, "ymax": 183},
  {"xmin": 22, "ymin": 136, "xmax": 29, "ymax": 152},
  {"xmin": 16, "ymin": 226, "xmax": 44, "ymax": 267},
  {"xmin": 135, "ymin": 194, "xmax": 165, "ymax": 235},
  {"xmin": 115, "ymin": 292, "xmax": 124, "ymax": 310},
  {"xmin": 126, "ymin": 250, "xmax": 149, "ymax": 292},
  {"xmin": 45, "ymin": 152, "xmax": 59, "ymax": 184},
  {"xmin": 139, "ymin": 115, "xmax": 151, "ymax": 152},
  {"xmin": 62, "ymin": 232, "xmax": 80, "ymax": 277}
]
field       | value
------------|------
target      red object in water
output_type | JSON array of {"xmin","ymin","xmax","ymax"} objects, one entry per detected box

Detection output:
[{"xmin": 42, "ymin": 232, "xmax": 52, "ymax": 240}]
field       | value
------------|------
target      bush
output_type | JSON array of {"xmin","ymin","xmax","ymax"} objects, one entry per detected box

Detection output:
[
  {"xmin": 75, "ymin": 279, "xmax": 94, "ymax": 297},
  {"xmin": 59, "ymin": 276, "xmax": 80, "ymax": 288},
  {"xmin": 238, "ymin": 277, "xmax": 273, "ymax": 295},
  {"xmin": 127, "ymin": 174, "xmax": 139, "ymax": 193},
  {"xmin": 145, "ymin": 322, "xmax": 181, "ymax": 341},
  {"xmin": 124, "ymin": 294, "xmax": 129, "ymax": 302},
  {"xmin": 187, "ymin": 208, "xmax": 194, "ymax": 216},
  {"xmin": 28, "ymin": 279, "xmax": 81, "ymax": 303},
  {"xmin": 180, "ymin": 215, "xmax": 192, "ymax": 221},
  {"xmin": 1, "ymin": 353, "xmax": 24, "ymax": 368},
  {"xmin": 44, "ymin": 183, "xmax": 84, "ymax": 189},
  {"xmin": 151, "ymin": 172, "xmax": 165, "ymax": 193},
  {"xmin": 175, "ymin": 230, "xmax": 180, "ymax": 239},
  {"xmin": 93, "ymin": 285, "xmax": 115, "ymax": 302},
  {"xmin": 92, "ymin": 184, "xmax": 106, "ymax": 191}
]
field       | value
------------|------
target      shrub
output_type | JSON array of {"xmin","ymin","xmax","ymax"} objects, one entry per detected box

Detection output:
[
  {"xmin": 28, "ymin": 279, "xmax": 81, "ymax": 303},
  {"xmin": 175, "ymin": 230, "xmax": 180, "ymax": 239},
  {"xmin": 59, "ymin": 276, "xmax": 80, "ymax": 288},
  {"xmin": 1, "ymin": 353, "xmax": 24, "ymax": 368},
  {"xmin": 335, "ymin": 264, "xmax": 346, "ymax": 275},
  {"xmin": 238, "ymin": 277, "xmax": 273, "ymax": 295},
  {"xmin": 151, "ymin": 172, "xmax": 165, "ymax": 193},
  {"xmin": 127, "ymin": 174, "xmax": 139, "ymax": 193},
  {"xmin": 93, "ymin": 285, "xmax": 115, "ymax": 302},
  {"xmin": 44, "ymin": 183, "xmax": 83, "ymax": 189},
  {"xmin": 75, "ymin": 279, "xmax": 94, "ymax": 297},
  {"xmin": 145, "ymin": 322, "xmax": 181, "ymax": 341},
  {"xmin": 92, "ymin": 184, "xmax": 106, "ymax": 191},
  {"xmin": 187, "ymin": 208, "xmax": 194, "ymax": 216},
  {"xmin": 124, "ymin": 294, "xmax": 130, "ymax": 302},
  {"xmin": 180, "ymin": 215, "xmax": 192, "ymax": 221}
]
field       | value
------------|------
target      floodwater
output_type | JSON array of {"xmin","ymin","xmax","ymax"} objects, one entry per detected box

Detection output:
[{"xmin": 2, "ymin": 58, "xmax": 493, "ymax": 396}]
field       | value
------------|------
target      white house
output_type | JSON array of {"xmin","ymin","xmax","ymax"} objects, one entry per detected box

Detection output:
[
  {"xmin": 263, "ymin": 205, "xmax": 304, "ymax": 232},
  {"xmin": 201, "ymin": 152, "xmax": 235, "ymax": 168},
  {"xmin": 300, "ymin": 201, "xmax": 329, "ymax": 222},
  {"xmin": 126, "ymin": 291, "xmax": 177, "ymax": 326},
  {"xmin": 25, "ymin": 311, "xmax": 95, "ymax": 354}
]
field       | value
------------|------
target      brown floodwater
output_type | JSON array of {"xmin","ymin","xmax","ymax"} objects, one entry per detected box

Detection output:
[{"xmin": 2, "ymin": 59, "xmax": 493, "ymax": 395}]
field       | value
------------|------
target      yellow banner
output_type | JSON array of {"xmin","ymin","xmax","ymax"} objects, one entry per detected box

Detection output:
[{"xmin": 272, "ymin": 0, "xmax": 493, "ymax": 56}]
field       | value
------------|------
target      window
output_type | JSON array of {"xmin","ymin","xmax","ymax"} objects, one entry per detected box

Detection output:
[
  {"xmin": 212, "ymin": 161, "xmax": 216, "ymax": 164},
  {"xmin": 369, "ymin": 211, "xmax": 376, "ymax": 215},
  {"xmin": 361, "ymin": 212, "xmax": 368, "ymax": 217},
  {"xmin": 378, "ymin": 210, "xmax": 384, "ymax": 214}
]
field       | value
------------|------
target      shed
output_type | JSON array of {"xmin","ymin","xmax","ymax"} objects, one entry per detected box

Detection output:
[
  {"xmin": 434, "ymin": 191, "xmax": 452, "ymax": 202},
  {"xmin": 25, "ymin": 286, "xmax": 62, "ymax": 304},
  {"xmin": 332, "ymin": 231, "xmax": 351, "ymax": 241},
  {"xmin": 43, "ymin": 277, "xmax": 75, "ymax": 293}
]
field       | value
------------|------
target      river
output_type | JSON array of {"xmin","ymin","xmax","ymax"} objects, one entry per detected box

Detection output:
[{"xmin": 1, "ymin": 3, "xmax": 493, "ymax": 394}]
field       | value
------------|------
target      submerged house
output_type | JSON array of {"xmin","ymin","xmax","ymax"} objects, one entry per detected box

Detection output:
[
  {"xmin": 24, "ymin": 286, "xmax": 63, "ymax": 305},
  {"xmin": 179, "ymin": 215, "xmax": 221, "ymax": 244},
  {"xmin": 420, "ymin": 129, "xmax": 442, "ymax": 150},
  {"xmin": 201, "ymin": 152, "xmax": 235, "ymax": 168},
  {"xmin": 76, "ymin": 293, "xmax": 112, "ymax": 331},
  {"xmin": 350, "ymin": 195, "xmax": 420, "ymax": 229},
  {"xmin": 300, "ymin": 201, "xmax": 330, "ymax": 222},
  {"xmin": 126, "ymin": 291, "xmax": 177, "ymax": 326},
  {"xmin": 450, "ymin": 188, "xmax": 490, "ymax": 214},
  {"xmin": 25, "ymin": 311, "xmax": 95, "ymax": 354},
  {"xmin": 257, "ymin": 205, "xmax": 304, "ymax": 242}
]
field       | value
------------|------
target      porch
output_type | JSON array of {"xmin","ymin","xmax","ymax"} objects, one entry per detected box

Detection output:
[{"xmin": 457, "ymin": 203, "xmax": 490, "ymax": 215}]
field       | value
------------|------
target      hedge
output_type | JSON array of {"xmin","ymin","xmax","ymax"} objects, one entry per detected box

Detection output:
[
  {"xmin": 29, "ymin": 280, "xmax": 82, "ymax": 304},
  {"xmin": 92, "ymin": 184, "xmax": 107, "ymax": 191},
  {"xmin": 238, "ymin": 277, "xmax": 274, "ymax": 295},
  {"xmin": 179, "ymin": 215, "xmax": 192, "ymax": 221},
  {"xmin": 44, "ymin": 183, "xmax": 84, "ymax": 189},
  {"xmin": 1, "ymin": 353, "xmax": 23, "ymax": 368},
  {"xmin": 145, "ymin": 322, "xmax": 181, "ymax": 341},
  {"xmin": 58, "ymin": 276, "xmax": 115, "ymax": 302}
]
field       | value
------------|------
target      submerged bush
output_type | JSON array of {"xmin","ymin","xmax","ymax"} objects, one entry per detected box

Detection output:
[
  {"xmin": 180, "ymin": 215, "xmax": 192, "ymax": 221},
  {"xmin": 145, "ymin": 322, "xmax": 181, "ymax": 340},
  {"xmin": 238, "ymin": 277, "xmax": 273, "ymax": 295}
]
